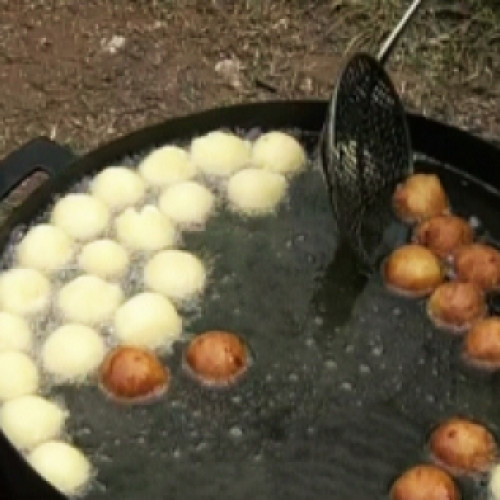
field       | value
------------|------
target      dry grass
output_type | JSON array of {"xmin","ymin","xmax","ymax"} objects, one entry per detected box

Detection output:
[
  {"xmin": 0, "ymin": 0, "xmax": 498, "ymax": 159},
  {"xmin": 181, "ymin": 0, "xmax": 500, "ymax": 139}
]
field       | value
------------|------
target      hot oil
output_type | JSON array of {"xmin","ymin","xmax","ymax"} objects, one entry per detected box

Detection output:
[{"xmin": 1, "ymin": 132, "xmax": 499, "ymax": 499}]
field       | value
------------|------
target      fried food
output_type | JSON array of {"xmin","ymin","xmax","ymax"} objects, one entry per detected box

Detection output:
[
  {"xmin": 393, "ymin": 173, "xmax": 449, "ymax": 223},
  {"xmin": 384, "ymin": 244, "xmax": 444, "ymax": 297},
  {"xmin": 427, "ymin": 282, "xmax": 486, "ymax": 333}
]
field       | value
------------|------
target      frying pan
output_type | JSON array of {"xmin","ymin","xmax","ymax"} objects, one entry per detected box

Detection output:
[{"xmin": 0, "ymin": 101, "xmax": 499, "ymax": 500}]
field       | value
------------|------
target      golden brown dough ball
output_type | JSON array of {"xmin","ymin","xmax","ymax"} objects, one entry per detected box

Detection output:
[
  {"xmin": 429, "ymin": 417, "xmax": 498, "ymax": 475},
  {"xmin": 393, "ymin": 173, "xmax": 449, "ymax": 223},
  {"xmin": 454, "ymin": 243, "xmax": 500, "ymax": 291},
  {"xmin": 414, "ymin": 215, "xmax": 473, "ymax": 259},
  {"xmin": 464, "ymin": 317, "xmax": 500, "ymax": 370},
  {"xmin": 98, "ymin": 346, "xmax": 170, "ymax": 403},
  {"xmin": 184, "ymin": 330, "xmax": 249, "ymax": 387},
  {"xmin": 427, "ymin": 282, "xmax": 486, "ymax": 333},
  {"xmin": 390, "ymin": 464, "xmax": 460, "ymax": 500},
  {"xmin": 384, "ymin": 244, "xmax": 444, "ymax": 297}
]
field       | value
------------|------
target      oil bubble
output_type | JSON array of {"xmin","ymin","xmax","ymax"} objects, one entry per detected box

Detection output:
[
  {"xmin": 229, "ymin": 426, "xmax": 243, "ymax": 439},
  {"xmin": 324, "ymin": 359, "xmax": 337, "ymax": 370}
]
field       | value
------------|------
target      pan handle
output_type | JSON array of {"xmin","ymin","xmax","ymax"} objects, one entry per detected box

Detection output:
[{"xmin": 0, "ymin": 137, "xmax": 76, "ymax": 200}]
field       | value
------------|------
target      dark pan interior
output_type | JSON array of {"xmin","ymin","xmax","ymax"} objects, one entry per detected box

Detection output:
[{"xmin": 0, "ymin": 101, "xmax": 499, "ymax": 500}]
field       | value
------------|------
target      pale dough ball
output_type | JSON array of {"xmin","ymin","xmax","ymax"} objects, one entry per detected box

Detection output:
[
  {"xmin": 78, "ymin": 239, "xmax": 130, "ymax": 280},
  {"xmin": 252, "ymin": 131, "xmax": 306, "ymax": 175},
  {"xmin": 1, "ymin": 395, "xmax": 67, "ymax": 450},
  {"xmin": 17, "ymin": 224, "xmax": 74, "ymax": 273},
  {"xmin": 144, "ymin": 250, "xmax": 206, "ymax": 301},
  {"xmin": 91, "ymin": 167, "xmax": 146, "ymax": 211},
  {"xmin": 115, "ymin": 205, "xmax": 176, "ymax": 252},
  {"xmin": 114, "ymin": 292, "xmax": 182, "ymax": 349},
  {"xmin": 0, "ymin": 351, "xmax": 38, "ymax": 401},
  {"xmin": 0, "ymin": 312, "xmax": 32, "ymax": 352},
  {"xmin": 28, "ymin": 441, "xmax": 91, "ymax": 496},
  {"xmin": 490, "ymin": 464, "xmax": 500, "ymax": 499},
  {"xmin": 57, "ymin": 275, "xmax": 123, "ymax": 325},
  {"xmin": 51, "ymin": 193, "xmax": 110, "ymax": 241},
  {"xmin": 42, "ymin": 324, "xmax": 105, "ymax": 382},
  {"xmin": 190, "ymin": 131, "xmax": 251, "ymax": 176},
  {"xmin": 0, "ymin": 268, "xmax": 51, "ymax": 316},
  {"xmin": 139, "ymin": 145, "xmax": 196, "ymax": 187},
  {"xmin": 158, "ymin": 181, "xmax": 215, "ymax": 227},
  {"xmin": 227, "ymin": 168, "xmax": 287, "ymax": 215}
]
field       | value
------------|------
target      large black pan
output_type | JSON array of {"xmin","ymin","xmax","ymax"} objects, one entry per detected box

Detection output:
[{"xmin": 0, "ymin": 101, "xmax": 500, "ymax": 500}]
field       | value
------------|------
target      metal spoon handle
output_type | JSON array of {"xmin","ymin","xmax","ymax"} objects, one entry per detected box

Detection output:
[{"xmin": 377, "ymin": 0, "xmax": 423, "ymax": 65}]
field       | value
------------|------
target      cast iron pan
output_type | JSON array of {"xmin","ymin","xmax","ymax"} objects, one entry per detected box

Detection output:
[{"xmin": 0, "ymin": 101, "xmax": 500, "ymax": 500}]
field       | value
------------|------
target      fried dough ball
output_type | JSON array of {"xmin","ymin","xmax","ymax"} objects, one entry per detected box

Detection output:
[
  {"xmin": 17, "ymin": 224, "xmax": 75, "ymax": 273},
  {"xmin": 0, "ymin": 312, "xmax": 32, "ymax": 352},
  {"xmin": 51, "ymin": 193, "xmax": 110, "ymax": 241},
  {"xmin": 185, "ymin": 330, "xmax": 249, "ymax": 387},
  {"xmin": 464, "ymin": 317, "xmax": 500, "ymax": 370},
  {"xmin": 158, "ymin": 181, "xmax": 215, "ymax": 228},
  {"xmin": 144, "ymin": 250, "xmax": 206, "ymax": 302},
  {"xmin": 57, "ymin": 275, "xmax": 123, "ymax": 325},
  {"xmin": 414, "ymin": 215, "xmax": 473, "ymax": 259},
  {"xmin": 191, "ymin": 131, "xmax": 251, "ymax": 176},
  {"xmin": 78, "ymin": 239, "xmax": 130, "ymax": 280},
  {"xmin": 0, "ymin": 268, "xmax": 51, "ymax": 316},
  {"xmin": 0, "ymin": 351, "xmax": 38, "ymax": 401},
  {"xmin": 384, "ymin": 244, "xmax": 444, "ymax": 297},
  {"xmin": 113, "ymin": 292, "xmax": 182, "ymax": 349},
  {"xmin": 28, "ymin": 441, "xmax": 91, "ymax": 496},
  {"xmin": 427, "ymin": 282, "xmax": 486, "ymax": 333},
  {"xmin": 390, "ymin": 464, "xmax": 460, "ymax": 500},
  {"xmin": 430, "ymin": 417, "xmax": 498, "ymax": 474},
  {"xmin": 115, "ymin": 205, "xmax": 176, "ymax": 252},
  {"xmin": 227, "ymin": 168, "xmax": 287, "ymax": 215},
  {"xmin": 98, "ymin": 346, "xmax": 170, "ymax": 403},
  {"xmin": 41, "ymin": 324, "xmax": 105, "ymax": 382},
  {"xmin": 1, "ymin": 395, "xmax": 67, "ymax": 450},
  {"xmin": 455, "ymin": 244, "xmax": 500, "ymax": 291},
  {"xmin": 393, "ymin": 174, "xmax": 449, "ymax": 223},
  {"xmin": 91, "ymin": 167, "xmax": 146, "ymax": 211},
  {"xmin": 139, "ymin": 145, "xmax": 196, "ymax": 187},
  {"xmin": 251, "ymin": 131, "xmax": 307, "ymax": 175}
]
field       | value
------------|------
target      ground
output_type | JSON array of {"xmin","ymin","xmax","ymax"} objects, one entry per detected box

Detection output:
[{"xmin": 0, "ymin": 0, "xmax": 499, "ymax": 159}]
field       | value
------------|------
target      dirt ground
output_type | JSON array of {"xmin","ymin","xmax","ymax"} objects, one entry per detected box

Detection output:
[{"xmin": 0, "ymin": 0, "xmax": 499, "ymax": 159}]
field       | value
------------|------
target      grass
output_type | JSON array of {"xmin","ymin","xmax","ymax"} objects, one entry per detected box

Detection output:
[
  {"xmin": 321, "ymin": 0, "xmax": 500, "ymax": 85},
  {"xmin": 123, "ymin": 0, "xmax": 500, "ymax": 138}
]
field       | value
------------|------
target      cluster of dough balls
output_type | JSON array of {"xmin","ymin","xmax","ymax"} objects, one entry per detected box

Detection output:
[
  {"xmin": 388, "ymin": 172, "xmax": 500, "ymax": 499},
  {"xmin": 0, "ymin": 336, "xmax": 90, "ymax": 495},
  {"xmin": 0, "ymin": 129, "xmax": 306, "ymax": 496},
  {"xmin": 0, "ymin": 317, "xmax": 90, "ymax": 495},
  {"xmin": 391, "ymin": 417, "xmax": 498, "ymax": 499},
  {"xmin": 188, "ymin": 130, "xmax": 306, "ymax": 216},
  {"xmin": 387, "ymin": 173, "xmax": 500, "ymax": 337}
]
